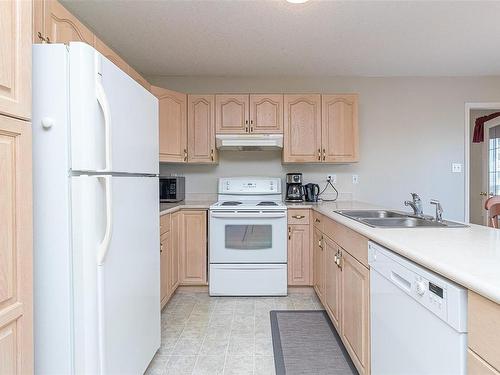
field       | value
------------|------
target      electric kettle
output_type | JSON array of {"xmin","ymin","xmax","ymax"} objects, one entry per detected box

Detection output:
[{"xmin": 304, "ymin": 183, "xmax": 320, "ymax": 202}]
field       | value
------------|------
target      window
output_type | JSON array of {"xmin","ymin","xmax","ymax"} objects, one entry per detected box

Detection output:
[{"xmin": 489, "ymin": 125, "xmax": 500, "ymax": 195}]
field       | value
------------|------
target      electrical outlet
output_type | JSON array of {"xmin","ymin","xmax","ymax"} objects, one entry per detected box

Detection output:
[
  {"xmin": 452, "ymin": 163, "xmax": 462, "ymax": 173},
  {"xmin": 327, "ymin": 175, "xmax": 337, "ymax": 184},
  {"xmin": 352, "ymin": 174, "xmax": 359, "ymax": 184}
]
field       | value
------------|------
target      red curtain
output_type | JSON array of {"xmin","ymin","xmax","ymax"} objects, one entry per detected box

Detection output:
[{"xmin": 473, "ymin": 112, "xmax": 500, "ymax": 143}]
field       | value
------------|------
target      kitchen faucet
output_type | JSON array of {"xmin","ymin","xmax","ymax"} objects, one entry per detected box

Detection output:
[
  {"xmin": 430, "ymin": 199, "xmax": 443, "ymax": 222},
  {"xmin": 404, "ymin": 193, "xmax": 424, "ymax": 216}
]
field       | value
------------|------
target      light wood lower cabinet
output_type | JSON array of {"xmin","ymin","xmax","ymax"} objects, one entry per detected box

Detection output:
[
  {"xmin": 313, "ymin": 228, "xmax": 325, "ymax": 299},
  {"xmin": 179, "ymin": 210, "xmax": 207, "ymax": 285},
  {"xmin": 468, "ymin": 291, "xmax": 500, "ymax": 373},
  {"xmin": 469, "ymin": 349, "xmax": 500, "ymax": 375},
  {"xmin": 287, "ymin": 224, "xmax": 311, "ymax": 286},
  {"xmin": 324, "ymin": 237, "xmax": 341, "ymax": 331},
  {"xmin": 340, "ymin": 249, "xmax": 370, "ymax": 375},
  {"xmin": 0, "ymin": 114, "xmax": 33, "ymax": 374}
]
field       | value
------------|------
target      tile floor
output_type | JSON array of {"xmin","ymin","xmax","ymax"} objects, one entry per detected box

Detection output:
[{"xmin": 145, "ymin": 289, "xmax": 323, "ymax": 375}]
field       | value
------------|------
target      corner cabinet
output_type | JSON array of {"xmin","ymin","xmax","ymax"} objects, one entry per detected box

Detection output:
[
  {"xmin": 151, "ymin": 86, "xmax": 187, "ymax": 163},
  {"xmin": 188, "ymin": 95, "xmax": 217, "ymax": 163},
  {"xmin": 283, "ymin": 94, "xmax": 322, "ymax": 162},
  {"xmin": 322, "ymin": 94, "xmax": 359, "ymax": 162}
]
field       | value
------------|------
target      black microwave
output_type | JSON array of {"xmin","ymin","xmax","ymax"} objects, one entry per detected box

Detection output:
[{"xmin": 159, "ymin": 176, "xmax": 185, "ymax": 202}]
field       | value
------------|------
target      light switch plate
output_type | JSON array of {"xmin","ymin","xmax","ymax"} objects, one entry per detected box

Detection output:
[
  {"xmin": 328, "ymin": 175, "xmax": 337, "ymax": 184},
  {"xmin": 452, "ymin": 163, "xmax": 462, "ymax": 173},
  {"xmin": 352, "ymin": 175, "xmax": 359, "ymax": 184}
]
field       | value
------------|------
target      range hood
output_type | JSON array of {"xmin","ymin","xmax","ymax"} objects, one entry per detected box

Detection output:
[{"xmin": 216, "ymin": 134, "xmax": 283, "ymax": 151}]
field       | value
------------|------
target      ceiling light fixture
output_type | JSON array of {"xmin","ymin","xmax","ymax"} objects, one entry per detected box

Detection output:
[{"xmin": 286, "ymin": 0, "xmax": 310, "ymax": 3}]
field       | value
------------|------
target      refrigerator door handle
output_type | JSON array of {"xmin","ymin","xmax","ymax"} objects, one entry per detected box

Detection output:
[
  {"xmin": 97, "ymin": 176, "xmax": 113, "ymax": 265},
  {"xmin": 96, "ymin": 81, "xmax": 112, "ymax": 172}
]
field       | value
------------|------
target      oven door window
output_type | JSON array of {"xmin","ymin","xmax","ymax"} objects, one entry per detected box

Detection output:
[{"xmin": 225, "ymin": 225, "xmax": 272, "ymax": 250}]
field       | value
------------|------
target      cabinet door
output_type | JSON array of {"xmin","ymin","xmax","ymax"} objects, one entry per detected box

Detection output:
[
  {"xmin": 151, "ymin": 86, "xmax": 187, "ymax": 163},
  {"xmin": 169, "ymin": 213, "xmax": 180, "ymax": 291},
  {"xmin": 215, "ymin": 94, "xmax": 249, "ymax": 134},
  {"xmin": 160, "ymin": 231, "xmax": 170, "ymax": 307},
  {"xmin": 188, "ymin": 95, "xmax": 217, "ymax": 163},
  {"xmin": 249, "ymin": 94, "xmax": 283, "ymax": 134},
  {"xmin": 313, "ymin": 228, "xmax": 325, "ymax": 300},
  {"xmin": 287, "ymin": 224, "xmax": 311, "ymax": 286},
  {"xmin": 283, "ymin": 94, "xmax": 321, "ymax": 163},
  {"xmin": 322, "ymin": 94, "xmax": 359, "ymax": 163},
  {"xmin": 324, "ymin": 238, "xmax": 341, "ymax": 331},
  {"xmin": 341, "ymin": 250, "xmax": 370, "ymax": 375},
  {"xmin": 44, "ymin": 0, "xmax": 94, "ymax": 45},
  {"xmin": 94, "ymin": 37, "xmax": 129, "ymax": 73},
  {"xmin": 179, "ymin": 211, "xmax": 207, "ymax": 285},
  {"xmin": 0, "ymin": 115, "xmax": 33, "ymax": 375},
  {"xmin": 0, "ymin": 0, "xmax": 31, "ymax": 120}
]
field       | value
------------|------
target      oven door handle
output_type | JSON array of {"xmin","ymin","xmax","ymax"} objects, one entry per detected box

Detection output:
[{"xmin": 210, "ymin": 211, "xmax": 286, "ymax": 219}]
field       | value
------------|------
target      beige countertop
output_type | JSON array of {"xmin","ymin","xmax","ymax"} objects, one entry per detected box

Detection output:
[{"xmin": 161, "ymin": 199, "xmax": 500, "ymax": 303}]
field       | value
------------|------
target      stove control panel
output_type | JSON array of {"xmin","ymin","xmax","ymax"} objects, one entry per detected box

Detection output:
[{"xmin": 219, "ymin": 177, "xmax": 281, "ymax": 194}]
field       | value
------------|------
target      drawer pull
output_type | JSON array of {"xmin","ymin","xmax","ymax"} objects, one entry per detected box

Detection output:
[
  {"xmin": 292, "ymin": 215, "xmax": 305, "ymax": 219},
  {"xmin": 315, "ymin": 218, "xmax": 321, "ymax": 223}
]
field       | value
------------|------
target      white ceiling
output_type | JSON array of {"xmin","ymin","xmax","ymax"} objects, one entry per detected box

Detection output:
[{"xmin": 62, "ymin": 0, "xmax": 500, "ymax": 77}]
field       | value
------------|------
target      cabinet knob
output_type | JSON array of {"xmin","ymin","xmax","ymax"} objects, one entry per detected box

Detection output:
[{"xmin": 315, "ymin": 218, "xmax": 321, "ymax": 223}]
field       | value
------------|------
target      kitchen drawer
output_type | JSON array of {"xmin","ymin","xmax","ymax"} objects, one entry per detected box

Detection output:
[
  {"xmin": 323, "ymin": 217, "xmax": 368, "ymax": 268},
  {"xmin": 468, "ymin": 291, "xmax": 500, "ymax": 372},
  {"xmin": 468, "ymin": 349, "xmax": 500, "ymax": 375},
  {"xmin": 160, "ymin": 213, "xmax": 171, "ymax": 234},
  {"xmin": 288, "ymin": 209, "xmax": 310, "ymax": 225},
  {"xmin": 312, "ymin": 210, "xmax": 324, "ymax": 232}
]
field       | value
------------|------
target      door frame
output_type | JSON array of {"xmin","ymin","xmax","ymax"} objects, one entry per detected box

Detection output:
[{"xmin": 464, "ymin": 102, "xmax": 500, "ymax": 223}]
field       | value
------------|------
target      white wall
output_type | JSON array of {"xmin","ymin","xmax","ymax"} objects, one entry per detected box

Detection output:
[{"xmin": 150, "ymin": 76, "xmax": 500, "ymax": 221}]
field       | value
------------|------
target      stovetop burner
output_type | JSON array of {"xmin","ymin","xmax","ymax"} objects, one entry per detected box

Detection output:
[
  {"xmin": 220, "ymin": 201, "xmax": 243, "ymax": 206},
  {"xmin": 257, "ymin": 201, "xmax": 278, "ymax": 206}
]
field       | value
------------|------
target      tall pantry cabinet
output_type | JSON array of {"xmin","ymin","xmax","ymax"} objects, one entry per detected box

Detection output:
[{"xmin": 0, "ymin": 0, "xmax": 33, "ymax": 373}]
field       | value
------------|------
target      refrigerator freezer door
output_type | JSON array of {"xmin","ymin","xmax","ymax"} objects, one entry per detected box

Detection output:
[
  {"xmin": 69, "ymin": 42, "xmax": 158, "ymax": 174},
  {"xmin": 71, "ymin": 175, "xmax": 160, "ymax": 374}
]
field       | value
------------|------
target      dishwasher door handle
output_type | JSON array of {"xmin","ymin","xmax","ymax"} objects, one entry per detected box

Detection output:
[{"xmin": 390, "ymin": 271, "xmax": 412, "ymax": 293}]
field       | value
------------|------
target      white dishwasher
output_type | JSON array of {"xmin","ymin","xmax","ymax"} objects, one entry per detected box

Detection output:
[{"xmin": 368, "ymin": 241, "xmax": 467, "ymax": 375}]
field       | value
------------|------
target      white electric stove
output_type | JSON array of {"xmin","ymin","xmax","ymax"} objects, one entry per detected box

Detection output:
[{"xmin": 209, "ymin": 177, "xmax": 287, "ymax": 296}]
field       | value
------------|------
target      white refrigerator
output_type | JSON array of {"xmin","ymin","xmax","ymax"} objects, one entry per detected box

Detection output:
[{"xmin": 32, "ymin": 43, "xmax": 160, "ymax": 375}]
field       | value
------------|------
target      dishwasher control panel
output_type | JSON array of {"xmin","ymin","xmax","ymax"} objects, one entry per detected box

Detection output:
[{"xmin": 368, "ymin": 241, "xmax": 467, "ymax": 332}]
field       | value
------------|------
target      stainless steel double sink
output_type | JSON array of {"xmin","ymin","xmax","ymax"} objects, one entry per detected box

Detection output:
[{"xmin": 335, "ymin": 210, "xmax": 468, "ymax": 228}]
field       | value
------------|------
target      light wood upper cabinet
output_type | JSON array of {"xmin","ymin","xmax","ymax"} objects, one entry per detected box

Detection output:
[
  {"xmin": 249, "ymin": 94, "xmax": 283, "ymax": 134},
  {"xmin": 188, "ymin": 95, "xmax": 217, "ymax": 163},
  {"xmin": 341, "ymin": 249, "xmax": 370, "ymax": 375},
  {"xmin": 0, "ymin": 115, "xmax": 33, "ymax": 375},
  {"xmin": 287, "ymin": 224, "xmax": 311, "ymax": 286},
  {"xmin": 0, "ymin": 0, "xmax": 31, "ymax": 120},
  {"xmin": 151, "ymin": 86, "xmax": 187, "ymax": 163},
  {"xmin": 179, "ymin": 210, "xmax": 207, "ymax": 285},
  {"xmin": 324, "ymin": 237, "xmax": 342, "ymax": 331},
  {"xmin": 94, "ymin": 36, "xmax": 129, "ymax": 73},
  {"xmin": 43, "ymin": 0, "xmax": 94, "ymax": 45},
  {"xmin": 313, "ymin": 228, "xmax": 325, "ymax": 299},
  {"xmin": 322, "ymin": 94, "xmax": 359, "ymax": 162},
  {"xmin": 283, "ymin": 94, "xmax": 321, "ymax": 163},
  {"xmin": 215, "ymin": 94, "xmax": 249, "ymax": 134}
]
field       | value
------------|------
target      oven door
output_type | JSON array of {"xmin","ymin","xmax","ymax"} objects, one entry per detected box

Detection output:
[{"xmin": 209, "ymin": 210, "xmax": 287, "ymax": 263}]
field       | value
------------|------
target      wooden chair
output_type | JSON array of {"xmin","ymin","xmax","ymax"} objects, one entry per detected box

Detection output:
[{"xmin": 485, "ymin": 196, "xmax": 500, "ymax": 228}]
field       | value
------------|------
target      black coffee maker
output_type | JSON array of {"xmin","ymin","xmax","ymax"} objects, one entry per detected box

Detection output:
[{"xmin": 285, "ymin": 173, "xmax": 304, "ymax": 202}]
